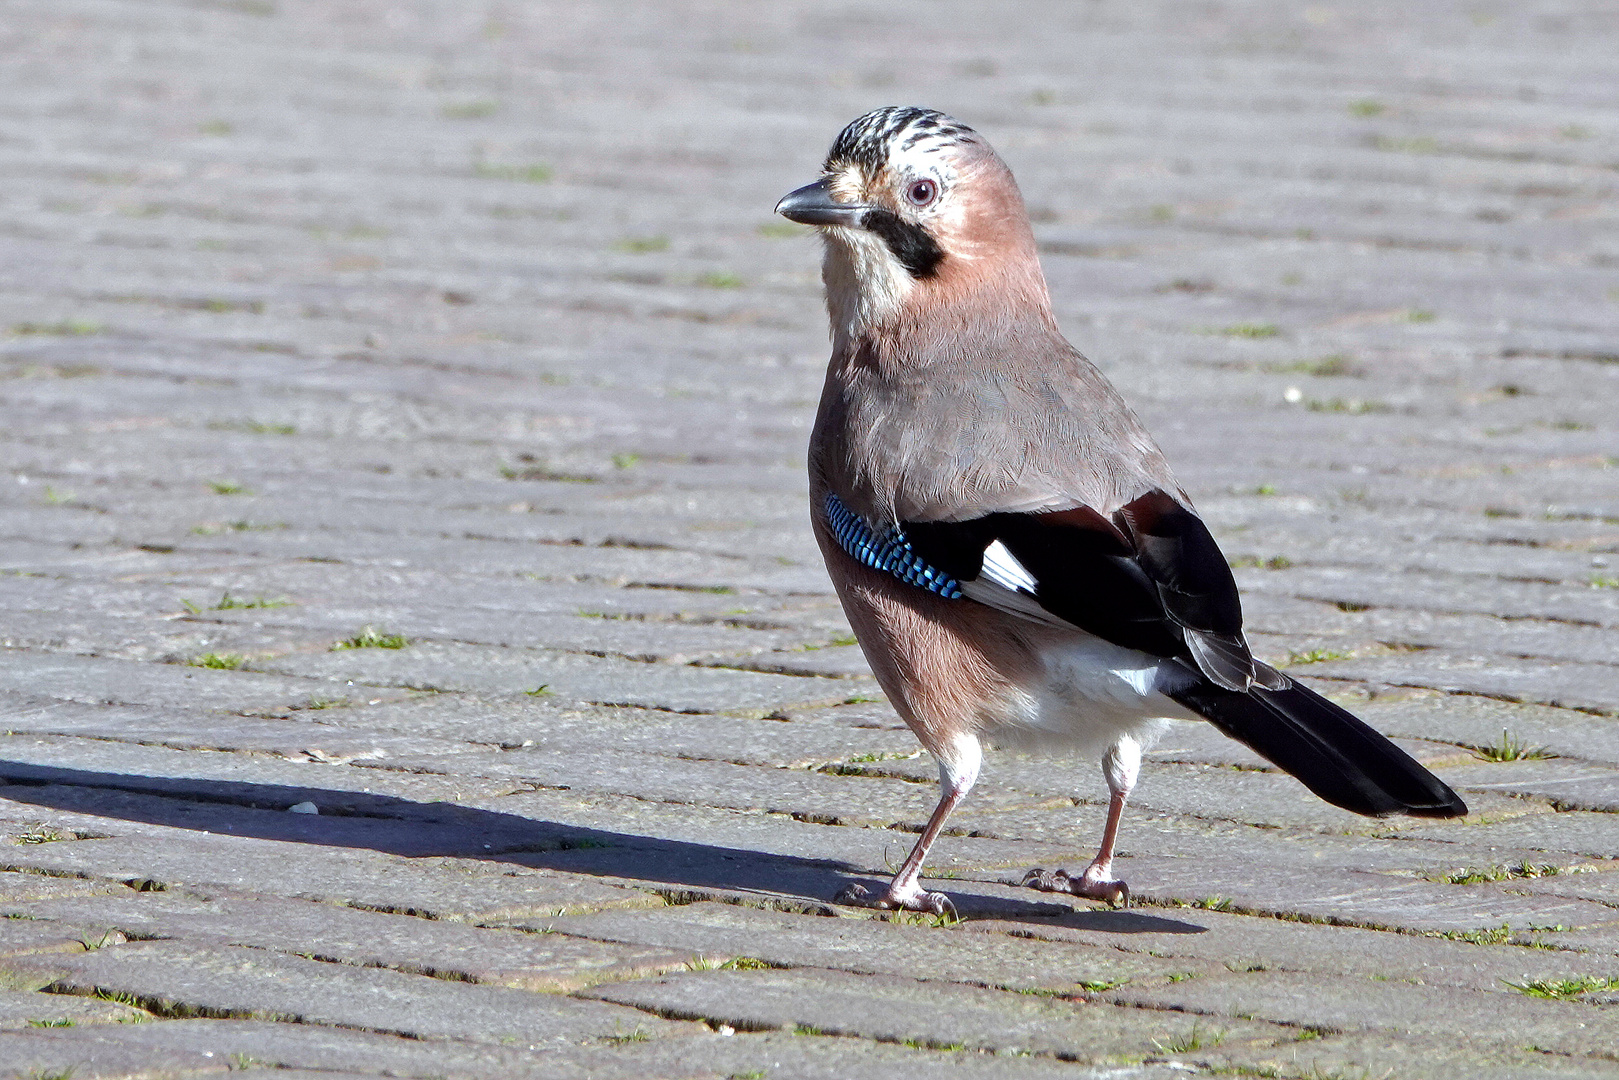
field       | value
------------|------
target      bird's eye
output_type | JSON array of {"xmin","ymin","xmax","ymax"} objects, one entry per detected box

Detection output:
[{"xmin": 905, "ymin": 179, "xmax": 938, "ymax": 207}]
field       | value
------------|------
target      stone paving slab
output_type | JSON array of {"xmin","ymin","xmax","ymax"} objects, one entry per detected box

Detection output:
[
  {"xmin": 0, "ymin": 0, "xmax": 1616, "ymax": 1075},
  {"xmin": 546, "ymin": 901, "xmax": 1187, "ymax": 993},
  {"xmin": 10, "ymin": 939, "xmax": 701, "ymax": 1047},
  {"xmin": 585, "ymin": 966, "xmax": 1293, "ymax": 1063},
  {"xmin": 0, "ymin": 1021, "xmax": 1202, "ymax": 1080},
  {"xmin": 0, "ymin": 986, "xmax": 144, "ymax": 1029},
  {"xmin": 965, "ymin": 907, "xmax": 1619, "ymax": 994},
  {"xmin": 1112, "ymin": 969, "xmax": 1619, "ymax": 1057},
  {"xmin": 9, "ymin": 892, "xmax": 695, "ymax": 993}
]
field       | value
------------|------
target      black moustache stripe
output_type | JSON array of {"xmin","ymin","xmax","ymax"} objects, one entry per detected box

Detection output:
[{"xmin": 860, "ymin": 209, "xmax": 945, "ymax": 279}]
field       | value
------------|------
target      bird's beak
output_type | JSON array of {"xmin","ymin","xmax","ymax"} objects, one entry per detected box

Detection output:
[{"xmin": 775, "ymin": 178, "xmax": 867, "ymax": 227}]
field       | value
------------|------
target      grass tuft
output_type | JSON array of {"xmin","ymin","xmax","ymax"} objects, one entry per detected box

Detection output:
[
  {"xmin": 1220, "ymin": 322, "xmax": 1279, "ymax": 339},
  {"xmin": 192, "ymin": 519, "xmax": 285, "ymax": 535},
  {"xmin": 616, "ymin": 235, "xmax": 669, "ymax": 253},
  {"xmin": 698, "ymin": 271, "xmax": 744, "ymax": 289},
  {"xmin": 1229, "ymin": 555, "xmax": 1293, "ymax": 570},
  {"xmin": 473, "ymin": 161, "xmax": 553, "ymax": 183},
  {"xmin": 14, "ymin": 822, "xmax": 67, "ymax": 845},
  {"xmin": 332, "ymin": 626, "xmax": 409, "ymax": 650},
  {"xmin": 183, "ymin": 592, "xmax": 291, "ymax": 613},
  {"xmin": 1285, "ymin": 648, "xmax": 1348, "ymax": 665},
  {"xmin": 1504, "ymin": 975, "xmax": 1619, "ymax": 999},
  {"xmin": 1472, "ymin": 730, "xmax": 1552, "ymax": 762},
  {"xmin": 10, "ymin": 320, "xmax": 103, "ymax": 336},
  {"xmin": 1153, "ymin": 1020, "xmax": 1225, "ymax": 1053},
  {"xmin": 189, "ymin": 652, "xmax": 247, "ymax": 670},
  {"xmin": 1305, "ymin": 397, "xmax": 1390, "ymax": 414},
  {"xmin": 1271, "ymin": 354, "xmax": 1358, "ymax": 377},
  {"xmin": 1440, "ymin": 860, "xmax": 1570, "ymax": 885},
  {"xmin": 208, "ymin": 479, "xmax": 251, "ymax": 495},
  {"xmin": 1433, "ymin": 924, "xmax": 1513, "ymax": 946}
]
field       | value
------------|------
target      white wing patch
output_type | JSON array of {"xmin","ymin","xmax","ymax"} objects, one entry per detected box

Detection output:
[
  {"xmin": 979, "ymin": 540, "xmax": 1038, "ymax": 593},
  {"xmin": 961, "ymin": 539, "xmax": 1092, "ymax": 630},
  {"xmin": 962, "ymin": 540, "xmax": 1071, "ymax": 627}
]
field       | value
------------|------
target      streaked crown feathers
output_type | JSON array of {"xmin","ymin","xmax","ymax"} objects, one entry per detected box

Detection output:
[{"xmin": 824, "ymin": 107, "xmax": 980, "ymax": 175}]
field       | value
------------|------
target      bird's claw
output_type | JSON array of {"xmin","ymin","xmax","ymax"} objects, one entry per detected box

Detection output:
[
  {"xmin": 835, "ymin": 882, "xmax": 956, "ymax": 918},
  {"xmin": 1022, "ymin": 866, "xmax": 1130, "ymax": 909}
]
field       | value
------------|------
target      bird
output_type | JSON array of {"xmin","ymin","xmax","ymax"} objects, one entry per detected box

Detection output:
[{"xmin": 775, "ymin": 107, "xmax": 1466, "ymax": 914}]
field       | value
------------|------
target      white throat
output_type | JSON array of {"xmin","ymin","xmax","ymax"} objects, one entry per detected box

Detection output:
[{"xmin": 821, "ymin": 226, "xmax": 915, "ymax": 356}]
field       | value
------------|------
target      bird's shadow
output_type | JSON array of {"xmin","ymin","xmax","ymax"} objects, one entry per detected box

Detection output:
[{"xmin": 0, "ymin": 760, "xmax": 1204, "ymax": 933}]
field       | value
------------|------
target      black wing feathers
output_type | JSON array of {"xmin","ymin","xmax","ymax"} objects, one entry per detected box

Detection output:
[
  {"xmin": 904, "ymin": 490, "xmax": 1249, "ymax": 678},
  {"xmin": 1118, "ymin": 491, "xmax": 1242, "ymax": 636}
]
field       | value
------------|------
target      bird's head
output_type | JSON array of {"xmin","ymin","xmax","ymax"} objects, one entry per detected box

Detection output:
[{"xmin": 777, "ymin": 107, "xmax": 1049, "ymax": 351}]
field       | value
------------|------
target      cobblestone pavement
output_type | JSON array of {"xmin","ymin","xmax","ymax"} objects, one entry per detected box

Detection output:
[{"xmin": 0, "ymin": 2, "xmax": 1615, "ymax": 1077}]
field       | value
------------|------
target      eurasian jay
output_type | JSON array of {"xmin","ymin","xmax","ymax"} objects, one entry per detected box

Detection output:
[{"xmin": 776, "ymin": 107, "xmax": 1465, "ymax": 914}]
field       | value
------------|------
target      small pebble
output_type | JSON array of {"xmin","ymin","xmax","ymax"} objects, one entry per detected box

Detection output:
[{"xmin": 288, "ymin": 801, "xmax": 319, "ymax": 815}]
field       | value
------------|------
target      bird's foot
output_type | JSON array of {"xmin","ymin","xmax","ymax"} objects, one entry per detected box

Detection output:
[
  {"xmin": 835, "ymin": 882, "xmax": 957, "ymax": 918},
  {"xmin": 1021, "ymin": 866, "xmax": 1130, "ymax": 909}
]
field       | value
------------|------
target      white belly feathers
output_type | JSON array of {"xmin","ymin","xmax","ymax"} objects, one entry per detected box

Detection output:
[{"xmin": 987, "ymin": 631, "xmax": 1201, "ymax": 754}]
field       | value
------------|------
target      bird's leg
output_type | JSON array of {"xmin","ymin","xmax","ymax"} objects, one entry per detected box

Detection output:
[
  {"xmin": 1024, "ymin": 736, "xmax": 1140, "ymax": 908},
  {"xmin": 837, "ymin": 733, "xmax": 980, "ymax": 916}
]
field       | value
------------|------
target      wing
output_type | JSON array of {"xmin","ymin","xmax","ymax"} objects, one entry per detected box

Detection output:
[
  {"xmin": 820, "ymin": 488, "xmax": 1466, "ymax": 818},
  {"xmin": 900, "ymin": 490, "xmax": 1284, "ymax": 692}
]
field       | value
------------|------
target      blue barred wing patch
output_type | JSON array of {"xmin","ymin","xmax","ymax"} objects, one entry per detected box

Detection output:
[{"xmin": 823, "ymin": 493, "xmax": 963, "ymax": 599}]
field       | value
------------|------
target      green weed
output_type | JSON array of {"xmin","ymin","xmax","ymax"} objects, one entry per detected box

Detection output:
[
  {"xmin": 1505, "ymin": 975, "xmax": 1619, "ymax": 999},
  {"xmin": 474, "ymin": 161, "xmax": 553, "ymax": 183},
  {"xmin": 1305, "ymin": 397, "xmax": 1390, "ymax": 414},
  {"xmin": 1220, "ymin": 322, "xmax": 1279, "ymax": 339},
  {"xmin": 1440, "ymin": 860, "xmax": 1566, "ymax": 885},
  {"xmin": 1271, "ymin": 354, "xmax": 1357, "ymax": 377},
  {"xmin": 10, "ymin": 320, "xmax": 102, "ymax": 336},
  {"xmin": 189, "ymin": 653, "xmax": 248, "ymax": 670},
  {"xmin": 332, "ymin": 626, "xmax": 408, "ymax": 650},
  {"xmin": 1472, "ymin": 730, "xmax": 1552, "ymax": 762},
  {"xmin": 616, "ymin": 236, "xmax": 669, "ymax": 253},
  {"xmin": 1285, "ymin": 648, "xmax": 1349, "ymax": 665},
  {"xmin": 1153, "ymin": 1021, "xmax": 1225, "ymax": 1053},
  {"xmin": 14, "ymin": 823, "xmax": 66, "ymax": 845},
  {"xmin": 183, "ymin": 592, "xmax": 291, "ymax": 613}
]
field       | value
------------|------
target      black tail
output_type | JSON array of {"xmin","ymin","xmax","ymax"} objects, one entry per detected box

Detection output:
[{"xmin": 1168, "ymin": 678, "xmax": 1467, "ymax": 819}]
